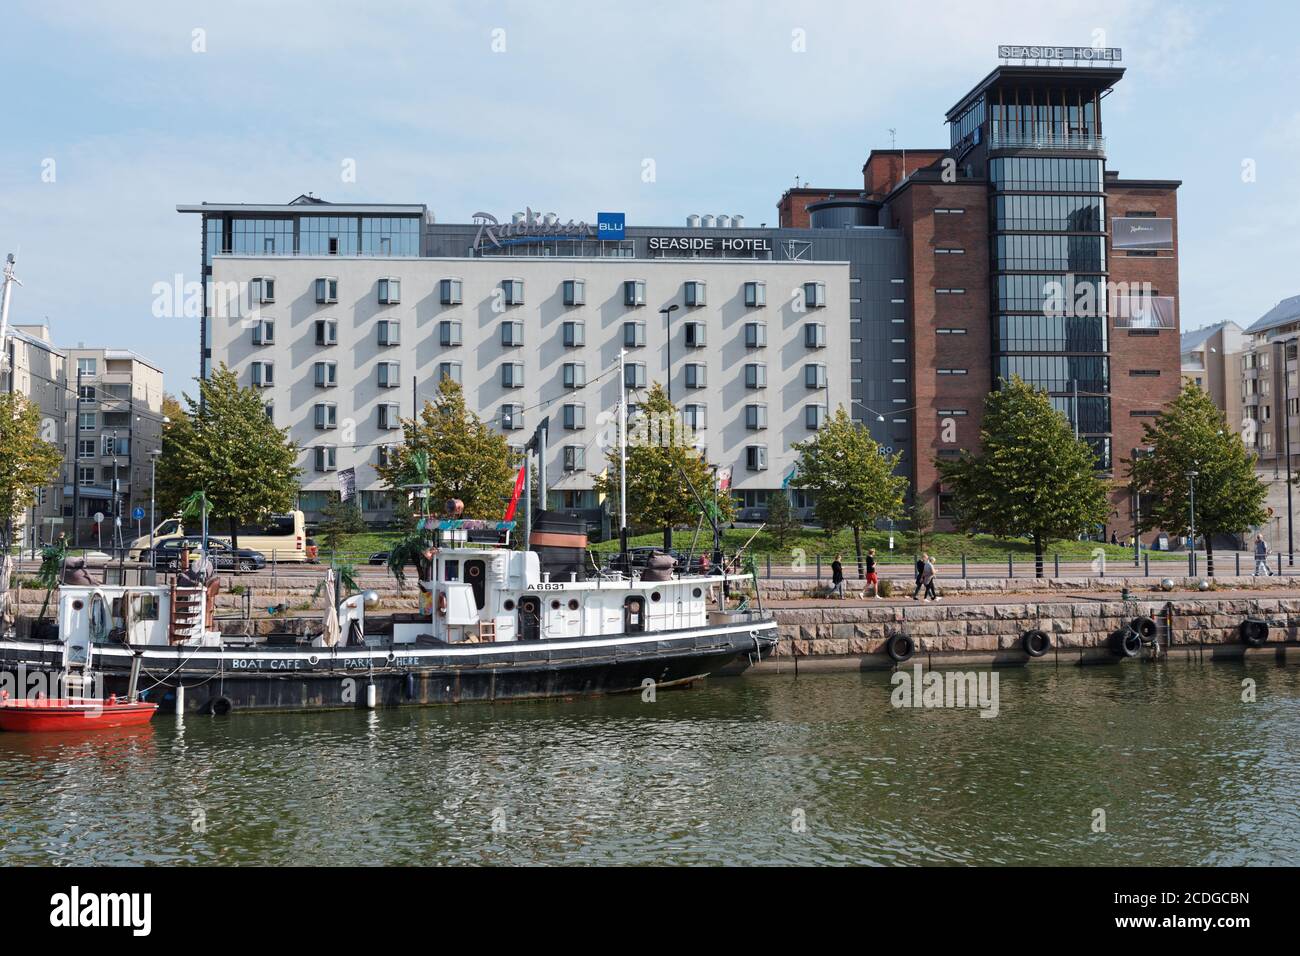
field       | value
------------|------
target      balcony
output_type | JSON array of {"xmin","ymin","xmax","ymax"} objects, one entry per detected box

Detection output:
[{"xmin": 989, "ymin": 131, "xmax": 1105, "ymax": 153}]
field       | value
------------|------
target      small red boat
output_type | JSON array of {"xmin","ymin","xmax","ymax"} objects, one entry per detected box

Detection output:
[{"xmin": 0, "ymin": 695, "xmax": 157, "ymax": 733}]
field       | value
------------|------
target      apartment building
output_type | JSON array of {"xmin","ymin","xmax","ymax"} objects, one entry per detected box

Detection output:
[{"xmin": 2, "ymin": 324, "xmax": 68, "ymax": 547}]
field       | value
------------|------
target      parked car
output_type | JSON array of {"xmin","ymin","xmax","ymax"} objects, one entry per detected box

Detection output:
[
  {"xmin": 145, "ymin": 536, "xmax": 267, "ymax": 573},
  {"xmin": 369, "ymin": 551, "xmax": 390, "ymax": 566}
]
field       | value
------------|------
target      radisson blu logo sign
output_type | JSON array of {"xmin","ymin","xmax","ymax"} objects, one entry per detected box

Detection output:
[
  {"xmin": 997, "ymin": 44, "xmax": 1122, "ymax": 62},
  {"xmin": 471, "ymin": 208, "xmax": 625, "ymax": 250}
]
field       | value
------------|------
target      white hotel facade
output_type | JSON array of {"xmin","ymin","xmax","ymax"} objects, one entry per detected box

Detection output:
[{"xmin": 183, "ymin": 200, "xmax": 854, "ymax": 527}]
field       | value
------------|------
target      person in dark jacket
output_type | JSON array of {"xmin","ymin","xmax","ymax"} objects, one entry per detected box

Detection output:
[{"xmin": 831, "ymin": 553, "xmax": 846, "ymax": 598}]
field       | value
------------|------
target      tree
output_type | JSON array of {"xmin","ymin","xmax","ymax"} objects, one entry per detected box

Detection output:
[
  {"xmin": 766, "ymin": 490, "xmax": 800, "ymax": 552},
  {"xmin": 154, "ymin": 393, "xmax": 194, "ymax": 520},
  {"xmin": 376, "ymin": 378, "xmax": 515, "ymax": 523},
  {"xmin": 1128, "ymin": 381, "xmax": 1267, "ymax": 576},
  {"xmin": 791, "ymin": 406, "xmax": 908, "ymax": 577},
  {"xmin": 156, "ymin": 366, "xmax": 300, "ymax": 548},
  {"xmin": 937, "ymin": 376, "xmax": 1111, "ymax": 577},
  {"xmin": 591, "ymin": 383, "xmax": 734, "ymax": 549},
  {"xmin": 318, "ymin": 495, "xmax": 366, "ymax": 554},
  {"xmin": 907, "ymin": 498, "xmax": 933, "ymax": 555},
  {"xmin": 0, "ymin": 393, "xmax": 64, "ymax": 630}
]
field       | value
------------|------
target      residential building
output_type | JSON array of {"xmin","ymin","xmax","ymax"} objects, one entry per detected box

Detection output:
[{"xmin": 2, "ymin": 324, "xmax": 68, "ymax": 548}]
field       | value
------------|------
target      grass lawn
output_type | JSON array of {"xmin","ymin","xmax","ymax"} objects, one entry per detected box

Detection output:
[{"xmin": 587, "ymin": 526, "xmax": 1189, "ymax": 565}]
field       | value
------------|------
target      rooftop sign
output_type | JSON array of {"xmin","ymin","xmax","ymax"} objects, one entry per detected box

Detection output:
[
  {"xmin": 472, "ymin": 208, "xmax": 595, "ymax": 250},
  {"xmin": 997, "ymin": 45, "xmax": 1122, "ymax": 63}
]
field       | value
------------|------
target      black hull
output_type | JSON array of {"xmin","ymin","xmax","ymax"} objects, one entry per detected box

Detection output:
[{"xmin": 0, "ymin": 623, "xmax": 775, "ymax": 715}]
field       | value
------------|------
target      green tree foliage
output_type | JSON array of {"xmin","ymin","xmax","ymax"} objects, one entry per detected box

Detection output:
[
  {"xmin": 318, "ymin": 496, "xmax": 366, "ymax": 554},
  {"xmin": 907, "ymin": 499, "xmax": 933, "ymax": 555},
  {"xmin": 592, "ymin": 383, "xmax": 734, "ymax": 545},
  {"xmin": 157, "ymin": 365, "xmax": 301, "ymax": 547},
  {"xmin": 791, "ymin": 407, "xmax": 908, "ymax": 577},
  {"xmin": 1128, "ymin": 381, "xmax": 1267, "ymax": 576},
  {"xmin": 766, "ymin": 490, "xmax": 800, "ymax": 552},
  {"xmin": 154, "ymin": 394, "xmax": 190, "ymax": 519},
  {"xmin": 376, "ymin": 378, "xmax": 515, "ymax": 523},
  {"xmin": 936, "ymin": 376, "xmax": 1111, "ymax": 577},
  {"xmin": 0, "ymin": 393, "xmax": 64, "ymax": 628}
]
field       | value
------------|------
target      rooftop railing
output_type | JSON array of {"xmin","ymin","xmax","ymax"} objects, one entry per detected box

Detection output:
[{"xmin": 989, "ymin": 131, "xmax": 1106, "ymax": 152}]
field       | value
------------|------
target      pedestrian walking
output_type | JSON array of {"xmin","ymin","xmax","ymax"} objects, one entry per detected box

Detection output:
[
  {"xmin": 1254, "ymin": 533, "xmax": 1272, "ymax": 576},
  {"xmin": 912, "ymin": 552, "xmax": 939, "ymax": 601},
  {"xmin": 861, "ymin": 548, "xmax": 881, "ymax": 599},
  {"xmin": 1110, "ymin": 530, "xmax": 1119, "ymax": 546},
  {"xmin": 831, "ymin": 553, "xmax": 846, "ymax": 599}
]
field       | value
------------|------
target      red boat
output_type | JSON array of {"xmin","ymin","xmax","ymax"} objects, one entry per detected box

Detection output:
[{"xmin": 0, "ymin": 695, "xmax": 157, "ymax": 733}]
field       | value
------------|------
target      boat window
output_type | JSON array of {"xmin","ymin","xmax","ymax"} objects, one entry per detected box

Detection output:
[
  {"xmin": 551, "ymin": 599, "xmax": 561, "ymax": 610},
  {"xmin": 568, "ymin": 599, "xmax": 579, "ymax": 610},
  {"xmin": 465, "ymin": 559, "xmax": 486, "ymax": 609},
  {"xmin": 650, "ymin": 592, "xmax": 662, "ymax": 602},
  {"xmin": 504, "ymin": 599, "xmax": 515, "ymax": 611},
  {"xmin": 443, "ymin": 560, "xmax": 460, "ymax": 581},
  {"xmin": 130, "ymin": 594, "xmax": 159, "ymax": 621}
]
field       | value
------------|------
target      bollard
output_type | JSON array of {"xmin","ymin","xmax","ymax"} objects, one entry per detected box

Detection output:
[
  {"xmin": 1007, "ymin": 553, "xmax": 1013, "ymax": 579},
  {"xmin": 1279, "ymin": 552, "xmax": 1284, "ymax": 577},
  {"xmin": 1054, "ymin": 553, "xmax": 1060, "ymax": 578},
  {"xmin": 816, "ymin": 555, "xmax": 822, "ymax": 582},
  {"xmin": 766, "ymin": 553, "xmax": 771, "ymax": 578},
  {"xmin": 1235, "ymin": 551, "xmax": 1241, "ymax": 576},
  {"xmin": 1144, "ymin": 553, "xmax": 1150, "ymax": 576},
  {"xmin": 1188, "ymin": 550, "xmax": 1194, "ymax": 577},
  {"xmin": 961, "ymin": 553, "xmax": 967, "ymax": 578}
]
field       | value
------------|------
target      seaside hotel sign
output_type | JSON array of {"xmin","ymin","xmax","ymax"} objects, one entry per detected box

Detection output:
[{"xmin": 997, "ymin": 45, "xmax": 1122, "ymax": 63}]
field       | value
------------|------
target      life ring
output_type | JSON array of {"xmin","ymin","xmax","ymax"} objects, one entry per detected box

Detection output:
[
  {"xmin": 208, "ymin": 695, "xmax": 233, "ymax": 716},
  {"xmin": 1110, "ymin": 629, "xmax": 1142, "ymax": 658},
  {"xmin": 437, "ymin": 592, "xmax": 448, "ymax": 616},
  {"xmin": 1021, "ymin": 629, "xmax": 1051, "ymax": 657},
  {"xmin": 885, "ymin": 633, "xmax": 915, "ymax": 663},
  {"xmin": 1240, "ymin": 619, "xmax": 1269, "ymax": 647},
  {"xmin": 1131, "ymin": 616, "xmax": 1158, "ymax": 639}
]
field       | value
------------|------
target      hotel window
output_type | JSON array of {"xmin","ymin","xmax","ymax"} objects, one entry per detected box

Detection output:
[
  {"xmin": 745, "ymin": 403, "xmax": 767, "ymax": 430},
  {"xmin": 252, "ymin": 319, "xmax": 275, "ymax": 345},
  {"xmin": 501, "ymin": 362, "xmax": 524, "ymax": 388},
  {"xmin": 562, "ymin": 321, "xmax": 585, "ymax": 348},
  {"xmin": 625, "ymin": 362, "xmax": 646, "ymax": 389},
  {"xmin": 563, "ymin": 445, "xmax": 586, "ymax": 472},
  {"xmin": 804, "ymin": 323, "xmax": 827, "ymax": 348},
  {"xmin": 623, "ymin": 321, "xmax": 646, "ymax": 348},
  {"xmin": 746, "ymin": 445, "xmax": 768, "ymax": 472},
  {"xmin": 803, "ymin": 282, "xmax": 827, "ymax": 309},
  {"xmin": 314, "ymin": 403, "xmax": 337, "ymax": 430},
  {"xmin": 683, "ymin": 403, "xmax": 706, "ymax": 430},
  {"xmin": 563, "ymin": 362, "xmax": 586, "ymax": 389},
  {"xmin": 744, "ymin": 281, "xmax": 766, "ymax": 308},
  {"xmin": 500, "ymin": 321, "xmax": 524, "ymax": 347},
  {"xmin": 684, "ymin": 363, "xmax": 706, "ymax": 389},
  {"xmin": 78, "ymin": 465, "xmax": 96, "ymax": 485},
  {"xmin": 377, "ymin": 361, "xmax": 401, "ymax": 388},
  {"xmin": 251, "ymin": 361, "xmax": 274, "ymax": 388},
  {"xmin": 562, "ymin": 403, "xmax": 585, "ymax": 430},
  {"xmin": 684, "ymin": 321, "xmax": 706, "ymax": 348},
  {"xmin": 501, "ymin": 278, "xmax": 524, "ymax": 306},
  {"xmin": 314, "ymin": 446, "xmax": 337, "ymax": 473},
  {"xmin": 745, "ymin": 363, "xmax": 767, "ymax": 389},
  {"xmin": 378, "ymin": 403, "xmax": 401, "ymax": 431},
  {"xmin": 315, "ymin": 277, "xmax": 338, "ymax": 304},
  {"xmin": 684, "ymin": 281, "xmax": 706, "ymax": 307},
  {"xmin": 378, "ymin": 278, "xmax": 401, "ymax": 304},
  {"xmin": 562, "ymin": 279, "xmax": 585, "ymax": 307},
  {"xmin": 440, "ymin": 320, "xmax": 463, "ymax": 347},
  {"xmin": 377, "ymin": 319, "xmax": 400, "ymax": 347},
  {"xmin": 78, "ymin": 385, "xmax": 95, "ymax": 403},
  {"xmin": 250, "ymin": 277, "xmax": 275, "ymax": 304},
  {"xmin": 440, "ymin": 278, "xmax": 463, "ymax": 305},
  {"xmin": 438, "ymin": 361, "xmax": 462, "ymax": 384},
  {"xmin": 805, "ymin": 404, "xmax": 828, "ymax": 430},
  {"xmin": 315, "ymin": 320, "xmax": 337, "ymax": 346},
  {"xmin": 77, "ymin": 439, "xmax": 95, "ymax": 459},
  {"xmin": 804, "ymin": 363, "xmax": 828, "ymax": 389},
  {"xmin": 77, "ymin": 357, "xmax": 97, "ymax": 376},
  {"xmin": 501, "ymin": 404, "xmax": 524, "ymax": 431},
  {"xmin": 624, "ymin": 280, "xmax": 646, "ymax": 307},
  {"xmin": 744, "ymin": 322, "xmax": 767, "ymax": 348}
]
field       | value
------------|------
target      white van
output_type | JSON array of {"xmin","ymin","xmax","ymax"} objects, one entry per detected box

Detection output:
[{"xmin": 128, "ymin": 511, "xmax": 314, "ymax": 563}]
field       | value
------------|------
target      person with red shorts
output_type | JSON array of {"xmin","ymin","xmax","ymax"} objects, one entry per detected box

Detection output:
[{"xmin": 862, "ymin": 548, "xmax": 881, "ymax": 599}]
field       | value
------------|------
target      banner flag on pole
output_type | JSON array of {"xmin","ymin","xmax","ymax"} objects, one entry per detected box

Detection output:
[{"xmin": 503, "ymin": 464, "xmax": 527, "ymax": 521}]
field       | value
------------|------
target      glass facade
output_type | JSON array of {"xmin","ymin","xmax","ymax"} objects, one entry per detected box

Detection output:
[
  {"xmin": 989, "ymin": 148, "xmax": 1109, "ymax": 469},
  {"xmin": 206, "ymin": 213, "xmax": 421, "ymax": 262}
]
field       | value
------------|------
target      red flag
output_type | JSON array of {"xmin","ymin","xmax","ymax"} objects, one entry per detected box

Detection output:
[{"xmin": 503, "ymin": 464, "xmax": 527, "ymax": 521}]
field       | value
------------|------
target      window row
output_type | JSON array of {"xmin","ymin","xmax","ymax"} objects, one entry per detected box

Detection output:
[
  {"xmin": 996, "ymin": 274, "xmax": 1106, "ymax": 313},
  {"xmin": 249, "ymin": 276, "xmax": 402, "ymax": 306},
  {"xmin": 993, "ymin": 234, "xmax": 1106, "ymax": 272},
  {"xmin": 989, "ymin": 157, "xmax": 1104, "ymax": 193},
  {"xmin": 995, "ymin": 314, "xmax": 1108, "ymax": 354},
  {"xmin": 992, "ymin": 194, "xmax": 1105, "ymax": 233},
  {"xmin": 997, "ymin": 355, "xmax": 1110, "ymax": 394}
]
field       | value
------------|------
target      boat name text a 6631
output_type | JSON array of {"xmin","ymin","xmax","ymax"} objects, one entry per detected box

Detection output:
[{"xmin": 527, "ymin": 583, "xmax": 569, "ymax": 591}]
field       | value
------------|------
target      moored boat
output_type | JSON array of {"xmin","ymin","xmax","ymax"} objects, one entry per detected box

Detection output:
[{"xmin": 0, "ymin": 695, "xmax": 157, "ymax": 733}]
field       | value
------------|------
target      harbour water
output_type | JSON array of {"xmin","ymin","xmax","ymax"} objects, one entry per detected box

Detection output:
[{"xmin": 1, "ymin": 662, "xmax": 1297, "ymax": 866}]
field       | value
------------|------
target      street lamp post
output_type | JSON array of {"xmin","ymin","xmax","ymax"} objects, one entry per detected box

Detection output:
[
  {"xmin": 659, "ymin": 304, "xmax": 679, "ymax": 401},
  {"xmin": 1279, "ymin": 337, "xmax": 1296, "ymax": 565},
  {"xmin": 1187, "ymin": 468, "xmax": 1199, "ymax": 577},
  {"xmin": 149, "ymin": 448, "xmax": 163, "ymax": 551}
]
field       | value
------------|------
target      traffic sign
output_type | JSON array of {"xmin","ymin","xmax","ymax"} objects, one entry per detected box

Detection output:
[
  {"xmin": 93, "ymin": 511, "xmax": 104, "ymax": 524},
  {"xmin": 133, "ymin": 507, "xmax": 145, "ymax": 521}
]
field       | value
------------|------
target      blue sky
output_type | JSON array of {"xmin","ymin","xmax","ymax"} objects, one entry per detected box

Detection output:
[{"xmin": 1, "ymin": 0, "xmax": 1296, "ymax": 392}]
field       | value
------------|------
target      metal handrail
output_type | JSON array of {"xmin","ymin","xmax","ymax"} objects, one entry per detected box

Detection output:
[{"xmin": 990, "ymin": 132, "xmax": 1106, "ymax": 151}]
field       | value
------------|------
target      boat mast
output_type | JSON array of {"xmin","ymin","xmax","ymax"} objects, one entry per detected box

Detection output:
[
  {"xmin": 0, "ymin": 254, "xmax": 20, "ymax": 373},
  {"xmin": 618, "ymin": 348, "xmax": 628, "ymax": 563}
]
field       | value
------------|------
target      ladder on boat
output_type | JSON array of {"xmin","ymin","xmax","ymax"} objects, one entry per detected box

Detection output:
[{"xmin": 169, "ymin": 584, "xmax": 206, "ymax": 644}]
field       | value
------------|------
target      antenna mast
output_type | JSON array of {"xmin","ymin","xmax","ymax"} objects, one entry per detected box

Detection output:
[{"xmin": 0, "ymin": 254, "xmax": 21, "ymax": 371}]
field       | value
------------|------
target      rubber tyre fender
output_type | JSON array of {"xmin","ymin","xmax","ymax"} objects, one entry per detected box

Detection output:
[
  {"xmin": 1240, "ymin": 618, "xmax": 1269, "ymax": 647},
  {"xmin": 886, "ymin": 633, "xmax": 916, "ymax": 663},
  {"xmin": 1110, "ymin": 629, "xmax": 1142, "ymax": 658},
  {"xmin": 1131, "ymin": 616, "xmax": 1158, "ymax": 639},
  {"xmin": 1021, "ymin": 629, "xmax": 1051, "ymax": 658},
  {"xmin": 208, "ymin": 695, "xmax": 234, "ymax": 717}
]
